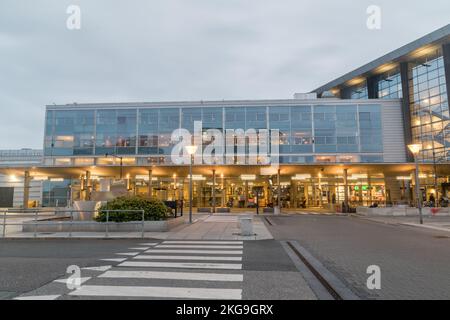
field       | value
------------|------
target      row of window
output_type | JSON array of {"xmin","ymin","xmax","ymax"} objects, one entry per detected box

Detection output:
[{"xmin": 45, "ymin": 105, "xmax": 384, "ymax": 156}]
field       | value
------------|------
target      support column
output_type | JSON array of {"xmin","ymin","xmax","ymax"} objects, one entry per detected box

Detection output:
[
  {"xmin": 292, "ymin": 180, "xmax": 297, "ymax": 208},
  {"xmin": 148, "ymin": 169, "xmax": 153, "ymax": 198},
  {"xmin": 221, "ymin": 175, "xmax": 226, "ymax": 207},
  {"xmin": 85, "ymin": 171, "xmax": 91, "ymax": 201},
  {"xmin": 443, "ymin": 43, "xmax": 450, "ymax": 111},
  {"xmin": 80, "ymin": 175, "xmax": 86, "ymax": 201},
  {"xmin": 368, "ymin": 173, "xmax": 373, "ymax": 205},
  {"xmin": 23, "ymin": 171, "xmax": 31, "ymax": 209},
  {"xmin": 343, "ymin": 169, "xmax": 349, "ymax": 209},
  {"xmin": 367, "ymin": 76, "xmax": 378, "ymax": 99},
  {"xmin": 400, "ymin": 62, "xmax": 414, "ymax": 162},
  {"xmin": 318, "ymin": 174, "xmax": 323, "ymax": 207},
  {"xmin": 244, "ymin": 181, "xmax": 249, "ymax": 208},
  {"xmin": 212, "ymin": 169, "xmax": 216, "ymax": 213},
  {"xmin": 277, "ymin": 169, "xmax": 281, "ymax": 213}
]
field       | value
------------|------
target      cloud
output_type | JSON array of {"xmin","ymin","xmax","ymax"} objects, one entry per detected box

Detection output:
[{"xmin": 0, "ymin": 0, "xmax": 449, "ymax": 148}]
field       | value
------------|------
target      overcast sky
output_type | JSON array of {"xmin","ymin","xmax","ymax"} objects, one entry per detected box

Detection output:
[{"xmin": 1, "ymin": 0, "xmax": 449, "ymax": 149}]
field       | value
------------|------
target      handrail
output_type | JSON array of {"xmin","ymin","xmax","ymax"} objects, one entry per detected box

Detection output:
[{"xmin": 1, "ymin": 209, "xmax": 146, "ymax": 239}]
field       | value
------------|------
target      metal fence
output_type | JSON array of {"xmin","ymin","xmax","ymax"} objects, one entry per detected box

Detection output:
[{"xmin": 1, "ymin": 209, "xmax": 145, "ymax": 239}]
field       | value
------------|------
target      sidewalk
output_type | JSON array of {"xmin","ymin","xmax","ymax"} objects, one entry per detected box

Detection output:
[
  {"xmin": 1, "ymin": 214, "xmax": 273, "ymax": 240},
  {"xmin": 356, "ymin": 215, "xmax": 450, "ymax": 233}
]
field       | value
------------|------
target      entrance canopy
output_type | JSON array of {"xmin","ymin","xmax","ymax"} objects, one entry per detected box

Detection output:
[{"xmin": 0, "ymin": 163, "xmax": 445, "ymax": 179}]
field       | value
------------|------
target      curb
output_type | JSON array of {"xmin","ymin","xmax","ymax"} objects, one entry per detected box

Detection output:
[{"xmin": 400, "ymin": 223, "xmax": 450, "ymax": 233}]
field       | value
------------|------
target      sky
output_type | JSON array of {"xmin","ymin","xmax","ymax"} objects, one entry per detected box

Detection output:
[{"xmin": 0, "ymin": 0, "xmax": 449, "ymax": 149}]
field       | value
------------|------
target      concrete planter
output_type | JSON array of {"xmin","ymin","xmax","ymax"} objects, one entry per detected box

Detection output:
[{"xmin": 22, "ymin": 216, "xmax": 185, "ymax": 233}]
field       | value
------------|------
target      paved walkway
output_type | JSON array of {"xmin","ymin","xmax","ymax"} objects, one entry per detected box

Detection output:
[{"xmin": 2, "ymin": 214, "xmax": 273, "ymax": 240}]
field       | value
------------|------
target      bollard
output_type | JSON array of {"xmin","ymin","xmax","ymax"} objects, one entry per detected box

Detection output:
[
  {"xmin": 141, "ymin": 210, "xmax": 145, "ymax": 239},
  {"xmin": 239, "ymin": 216, "xmax": 253, "ymax": 236},
  {"xmin": 34, "ymin": 210, "xmax": 38, "ymax": 238},
  {"xmin": 105, "ymin": 210, "xmax": 109, "ymax": 238},
  {"xmin": 69, "ymin": 210, "xmax": 73, "ymax": 238},
  {"xmin": 2, "ymin": 211, "xmax": 6, "ymax": 238}
]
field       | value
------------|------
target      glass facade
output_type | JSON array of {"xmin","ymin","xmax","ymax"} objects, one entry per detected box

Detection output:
[
  {"xmin": 376, "ymin": 70, "xmax": 403, "ymax": 99},
  {"xmin": 350, "ymin": 82, "xmax": 369, "ymax": 99},
  {"xmin": 44, "ymin": 104, "xmax": 386, "ymax": 165},
  {"xmin": 42, "ymin": 179, "xmax": 71, "ymax": 207},
  {"xmin": 408, "ymin": 49, "xmax": 449, "ymax": 162}
]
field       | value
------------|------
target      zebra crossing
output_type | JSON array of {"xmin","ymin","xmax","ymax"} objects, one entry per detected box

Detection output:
[
  {"xmin": 12, "ymin": 240, "xmax": 245, "ymax": 300},
  {"xmin": 66, "ymin": 240, "xmax": 244, "ymax": 300}
]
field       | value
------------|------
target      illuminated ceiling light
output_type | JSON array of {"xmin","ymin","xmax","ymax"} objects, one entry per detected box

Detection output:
[
  {"xmin": 346, "ymin": 77, "xmax": 366, "ymax": 86},
  {"xmin": 374, "ymin": 63, "xmax": 397, "ymax": 74},
  {"xmin": 32, "ymin": 176, "xmax": 49, "ymax": 181},
  {"xmin": 240, "ymin": 174, "xmax": 256, "ymax": 181},
  {"xmin": 50, "ymin": 178, "xmax": 64, "ymax": 182},
  {"xmin": 292, "ymin": 174, "xmax": 311, "ymax": 180},
  {"xmin": 350, "ymin": 174, "xmax": 368, "ymax": 179},
  {"xmin": 188, "ymin": 174, "xmax": 206, "ymax": 181},
  {"xmin": 409, "ymin": 45, "xmax": 439, "ymax": 59},
  {"xmin": 396, "ymin": 176, "xmax": 412, "ymax": 180}
]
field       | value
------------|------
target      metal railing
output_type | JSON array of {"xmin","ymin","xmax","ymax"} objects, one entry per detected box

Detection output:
[{"xmin": 1, "ymin": 209, "xmax": 145, "ymax": 239}]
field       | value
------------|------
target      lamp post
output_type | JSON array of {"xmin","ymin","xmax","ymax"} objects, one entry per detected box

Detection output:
[
  {"xmin": 408, "ymin": 144, "xmax": 423, "ymax": 225},
  {"xmin": 105, "ymin": 153, "xmax": 123, "ymax": 180},
  {"xmin": 185, "ymin": 145, "xmax": 198, "ymax": 224}
]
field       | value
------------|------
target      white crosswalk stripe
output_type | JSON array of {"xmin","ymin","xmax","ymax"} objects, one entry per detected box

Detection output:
[
  {"xmin": 69, "ymin": 285, "xmax": 242, "ymax": 300},
  {"xmin": 15, "ymin": 295, "xmax": 61, "ymax": 300},
  {"xmin": 119, "ymin": 261, "xmax": 242, "ymax": 270},
  {"xmin": 162, "ymin": 241, "xmax": 243, "ymax": 245},
  {"xmin": 145, "ymin": 249, "xmax": 243, "ymax": 255},
  {"xmin": 133, "ymin": 255, "xmax": 242, "ymax": 261},
  {"xmin": 156, "ymin": 245, "xmax": 243, "ymax": 249},
  {"xmin": 115, "ymin": 252, "xmax": 140, "ymax": 256},
  {"xmin": 57, "ymin": 240, "xmax": 245, "ymax": 300},
  {"xmin": 99, "ymin": 270, "xmax": 243, "ymax": 282}
]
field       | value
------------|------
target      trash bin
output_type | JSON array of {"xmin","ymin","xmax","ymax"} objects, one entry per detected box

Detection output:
[{"xmin": 238, "ymin": 216, "xmax": 253, "ymax": 236}]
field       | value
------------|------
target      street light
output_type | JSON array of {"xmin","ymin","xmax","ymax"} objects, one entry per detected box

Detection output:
[
  {"xmin": 105, "ymin": 153, "xmax": 123, "ymax": 180},
  {"xmin": 185, "ymin": 145, "xmax": 198, "ymax": 224},
  {"xmin": 408, "ymin": 144, "xmax": 423, "ymax": 224}
]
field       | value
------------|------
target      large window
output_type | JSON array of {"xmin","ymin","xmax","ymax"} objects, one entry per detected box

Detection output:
[
  {"xmin": 44, "ymin": 103, "xmax": 390, "ymax": 163},
  {"xmin": 376, "ymin": 70, "xmax": 403, "ymax": 99},
  {"xmin": 409, "ymin": 50, "xmax": 449, "ymax": 162},
  {"xmin": 96, "ymin": 109, "xmax": 137, "ymax": 155}
]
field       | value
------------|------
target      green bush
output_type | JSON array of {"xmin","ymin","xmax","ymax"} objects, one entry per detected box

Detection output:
[{"xmin": 95, "ymin": 196, "xmax": 171, "ymax": 222}]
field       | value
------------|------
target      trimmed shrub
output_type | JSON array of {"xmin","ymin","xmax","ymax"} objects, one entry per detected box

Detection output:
[{"xmin": 95, "ymin": 196, "xmax": 171, "ymax": 222}]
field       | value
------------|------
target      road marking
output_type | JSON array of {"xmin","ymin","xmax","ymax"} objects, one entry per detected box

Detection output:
[
  {"xmin": 100, "ymin": 258, "xmax": 128, "ymax": 262},
  {"xmin": 156, "ymin": 245, "xmax": 243, "ymax": 249},
  {"xmin": 69, "ymin": 285, "xmax": 242, "ymax": 300},
  {"xmin": 54, "ymin": 277, "xmax": 91, "ymax": 285},
  {"xmin": 99, "ymin": 270, "xmax": 243, "ymax": 282},
  {"xmin": 162, "ymin": 241, "xmax": 243, "ymax": 245},
  {"xmin": 128, "ymin": 247, "xmax": 150, "ymax": 250},
  {"xmin": 145, "ymin": 249, "xmax": 243, "ymax": 255},
  {"xmin": 133, "ymin": 255, "xmax": 242, "ymax": 261},
  {"xmin": 138, "ymin": 243, "xmax": 159, "ymax": 246},
  {"xmin": 82, "ymin": 265, "xmax": 112, "ymax": 272},
  {"xmin": 15, "ymin": 295, "xmax": 60, "ymax": 300},
  {"xmin": 119, "ymin": 261, "xmax": 242, "ymax": 270},
  {"xmin": 115, "ymin": 252, "xmax": 140, "ymax": 256}
]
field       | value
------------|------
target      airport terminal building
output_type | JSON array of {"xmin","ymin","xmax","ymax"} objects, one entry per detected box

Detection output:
[{"xmin": 1, "ymin": 25, "xmax": 450, "ymax": 211}]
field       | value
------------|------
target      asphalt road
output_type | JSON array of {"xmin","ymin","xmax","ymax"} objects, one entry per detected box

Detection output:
[
  {"xmin": 0, "ymin": 239, "xmax": 316, "ymax": 300},
  {"xmin": 267, "ymin": 215, "xmax": 450, "ymax": 299}
]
